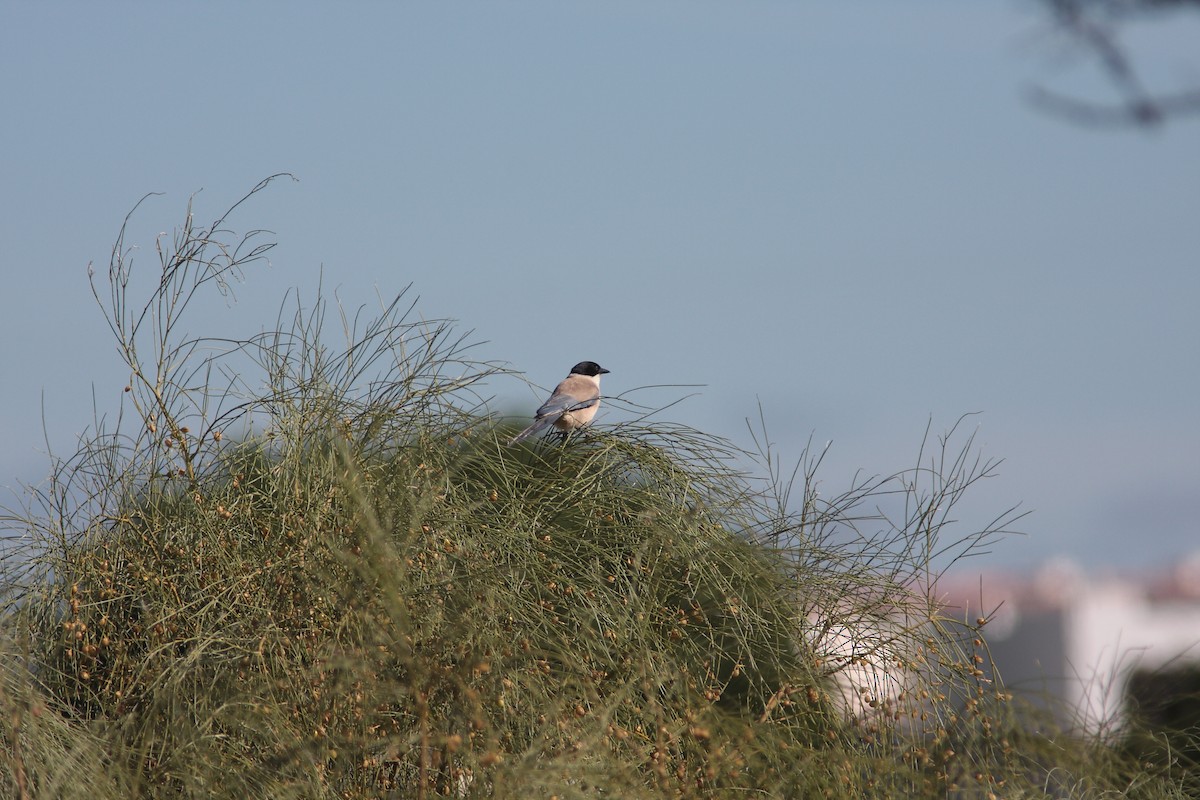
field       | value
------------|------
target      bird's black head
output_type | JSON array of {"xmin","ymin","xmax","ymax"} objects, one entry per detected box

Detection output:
[{"xmin": 570, "ymin": 361, "xmax": 610, "ymax": 377}]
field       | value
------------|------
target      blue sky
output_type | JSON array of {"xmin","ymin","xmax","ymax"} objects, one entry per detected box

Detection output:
[{"xmin": 2, "ymin": 3, "xmax": 1197, "ymax": 572}]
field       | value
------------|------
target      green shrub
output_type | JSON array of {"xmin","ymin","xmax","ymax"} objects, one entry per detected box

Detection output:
[{"xmin": 2, "ymin": 179, "xmax": 1194, "ymax": 798}]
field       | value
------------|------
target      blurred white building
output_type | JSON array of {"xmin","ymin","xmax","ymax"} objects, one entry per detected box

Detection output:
[{"xmin": 939, "ymin": 553, "xmax": 1200, "ymax": 731}]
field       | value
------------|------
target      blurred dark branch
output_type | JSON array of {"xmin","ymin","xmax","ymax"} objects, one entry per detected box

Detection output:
[
  {"xmin": 1032, "ymin": 0, "xmax": 1200, "ymax": 126},
  {"xmin": 1028, "ymin": 84, "xmax": 1200, "ymax": 125}
]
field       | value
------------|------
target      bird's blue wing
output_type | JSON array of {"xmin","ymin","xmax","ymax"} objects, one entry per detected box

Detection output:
[{"xmin": 536, "ymin": 389, "xmax": 598, "ymax": 420}]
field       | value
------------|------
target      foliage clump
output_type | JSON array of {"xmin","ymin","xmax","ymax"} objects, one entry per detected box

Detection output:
[{"xmin": 2, "ymin": 179, "xmax": 1195, "ymax": 798}]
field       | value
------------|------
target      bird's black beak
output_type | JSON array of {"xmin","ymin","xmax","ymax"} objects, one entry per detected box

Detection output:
[{"xmin": 599, "ymin": 367, "xmax": 611, "ymax": 374}]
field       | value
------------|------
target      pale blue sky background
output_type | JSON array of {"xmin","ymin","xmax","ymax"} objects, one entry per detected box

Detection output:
[{"xmin": 2, "ymin": 3, "xmax": 1197, "ymax": 573}]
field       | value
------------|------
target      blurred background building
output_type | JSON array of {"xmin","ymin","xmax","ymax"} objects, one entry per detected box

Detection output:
[{"xmin": 941, "ymin": 556, "xmax": 1200, "ymax": 733}]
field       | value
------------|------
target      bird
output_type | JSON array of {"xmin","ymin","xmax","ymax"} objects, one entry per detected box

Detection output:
[{"xmin": 508, "ymin": 361, "xmax": 610, "ymax": 446}]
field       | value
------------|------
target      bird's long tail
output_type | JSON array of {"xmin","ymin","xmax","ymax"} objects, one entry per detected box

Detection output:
[{"xmin": 507, "ymin": 416, "xmax": 555, "ymax": 446}]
